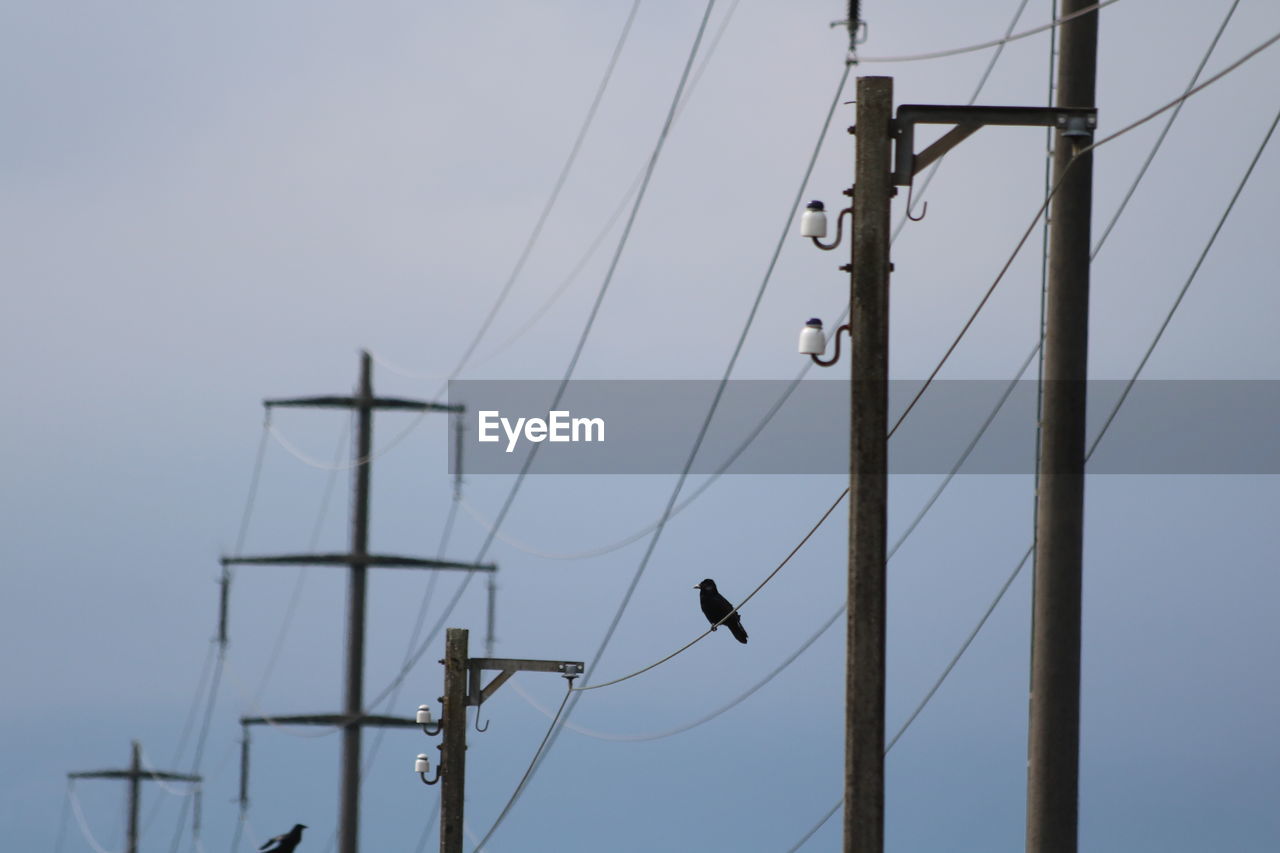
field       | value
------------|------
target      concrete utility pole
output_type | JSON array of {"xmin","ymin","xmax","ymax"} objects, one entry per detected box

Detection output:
[
  {"xmin": 1028, "ymin": 1, "xmax": 1097, "ymax": 851},
  {"xmin": 69, "ymin": 741, "xmax": 201, "ymax": 853},
  {"xmin": 845, "ymin": 75, "xmax": 893, "ymax": 853},
  {"xmin": 224, "ymin": 351, "xmax": 496, "ymax": 853},
  {"xmin": 420, "ymin": 627, "xmax": 583, "ymax": 853}
]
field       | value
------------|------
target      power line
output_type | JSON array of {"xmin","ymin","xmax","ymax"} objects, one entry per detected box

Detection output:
[
  {"xmin": 233, "ymin": 420, "xmax": 271, "ymax": 556},
  {"xmin": 163, "ymin": 416, "xmax": 272, "ymax": 853},
  {"xmin": 494, "ymin": 0, "xmax": 1044, "ymax": 737},
  {"xmin": 1089, "ymin": 102, "xmax": 1280, "ymax": 457},
  {"xmin": 462, "ymin": 0, "xmax": 1037, "ymax": 565},
  {"xmin": 495, "ymin": 22, "xmax": 1280, "ymax": 837},
  {"xmin": 470, "ymin": 686, "xmax": 574, "ymax": 852},
  {"xmin": 54, "ymin": 780, "xmax": 72, "ymax": 853},
  {"xmin": 137, "ymin": 749, "xmax": 203, "ymax": 799},
  {"xmin": 256, "ymin": 34, "xmax": 728, "ymax": 851},
  {"xmin": 199, "ymin": 418, "xmax": 346, "ymax": 851},
  {"xmin": 471, "ymin": 0, "xmax": 719, "ymax": 562},
  {"xmin": 411, "ymin": 795, "xmax": 440, "ymax": 853},
  {"xmin": 531, "ymin": 343, "xmax": 1040, "ymax": 742},
  {"xmin": 368, "ymin": 1, "xmax": 746, "ymax": 383},
  {"xmin": 140, "ymin": 640, "xmax": 217, "ymax": 835},
  {"xmin": 565, "ymin": 62, "xmax": 856, "ymax": 681},
  {"xmin": 360, "ymin": 0, "xmax": 722, "ymax": 715},
  {"xmin": 454, "ymin": 361, "xmax": 811, "ymax": 560},
  {"xmin": 1090, "ymin": 0, "xmax": 1241, "ymax": 258},
  {"xmin": 252, "ymin": 417, "xmax": 348, "ymax": 703},
  {"xmin": 347, "ymin": 27, "xmax": 754, "ymax": 731},
  {"xmin": 461, "ymin": 12, "xmax": 1280, "ymax": 852},
  {"xmin": 67, "ymin": 781, "xmax": 121, "ymax": 853},
  {"xmin": 513, "ymin": 154, "xmax": 1046, "ymax": 841},
  {"xmin": 165, "ymin": 660, "xmax": 224, "ymax": 853},
  {"xmin": 856, "ymin": 0, "xmax": 1122, "ymax": 64},
  {"xmin": 496, "ymin": 4, "xmax": 1269, "ymax": 737},
  {"xmin": 492, "ymin": 53, "xmax": 858, "ymax": 825},
  {"xmin": 249, "ymin": 11, "xmax": 1269, "ymax": 850},
  {"xmin": 893, "ymin": 35, "xmax": 1280, "ymax": 777},
  {"xmin": 228, "ymin": 416, "xmax": 349, "ymax": 852},
  {"xmin": 559, "ymin": 151, "xmax": 1069, "ymax": 696},
  {"xmin": 456, "ymin": 5, "xmax": 738, "ymax": 844},
  {"xmin": 264, "ymin": 407, "xmax": 429, "ymax": 471},
  {"xmin": 1086, "ymin": 29, "xmax": 1280, "ymax": 152},
  {"xmin": 573, "ymin": 488, "xmax": 846, "ymax": 693},
  {"xmin": 471, "ymin": 0, "xmax": 746, "ymax": 367},
  {"xmin": 355, "ymin": 421, "xmax": 466, "ymax": 827},
  {"xmin": 444, "ymin": 1, "xmax": 644, "ymax": 384}
]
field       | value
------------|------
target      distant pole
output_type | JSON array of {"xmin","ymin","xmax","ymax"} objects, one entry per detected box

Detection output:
[
  {"xmin": 68, "ymin": 741, "xmax": 200, "ymax": 853},
  {"xmin": 485, "ymin": 577, "xmax": 497, "ymax": 657},
  {"xmin": 239, "ymin": 725, "xmax": 251, "ymax": 813},
  {"xmin": 222, "ymin": 353, "xmax": 492, "ymax": 853},
  {"xmin": 1027, "ymin": 1, "xmax": 1097, "ymax": 850},
  {"xmin": 340, "ymin": 352, "xmax": 374, "ymax": 853},
  {"xmin": 127, "ymin": 741, "xmax": 141, "ymax": 853},
  {"xmin": 845, "ymin": 75, "xmax": 892, "ymax": 853},
  {"xmin": 440, "ymin": 628, "xmax": 469, "ymax": 853}
]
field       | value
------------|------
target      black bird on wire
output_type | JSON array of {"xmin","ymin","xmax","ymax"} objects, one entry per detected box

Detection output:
[
  {"xmin": 695, "ymin": 578, "xmax": 748, "ymax": 644},
  {"xmin": 260, "ymin": 824, "xmax": 307, "ymax": 853}
]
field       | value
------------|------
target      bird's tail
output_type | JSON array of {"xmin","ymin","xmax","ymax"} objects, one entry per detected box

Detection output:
[{"xmin": 728, "ymin": 616, "xmax": 748, "ymax": 644}]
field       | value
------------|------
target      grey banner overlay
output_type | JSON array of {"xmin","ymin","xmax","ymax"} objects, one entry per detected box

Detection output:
[{"xmin": 447, "ymin": 380, "xmax": 1280, "ymax": 475}]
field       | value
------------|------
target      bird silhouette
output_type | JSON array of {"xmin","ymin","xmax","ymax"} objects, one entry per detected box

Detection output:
[
  {"xmin": 260, "ymin": 824, "xmax": 307, "ymax": 853},
  {"xmin": 695, "ymin": 579, "xmax": 748, "ymax": 644}
]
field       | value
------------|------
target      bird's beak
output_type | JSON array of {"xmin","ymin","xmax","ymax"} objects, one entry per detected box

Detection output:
[{"xmin": 692, "ymin": 584, "xmax": 700, "ymax": 589}]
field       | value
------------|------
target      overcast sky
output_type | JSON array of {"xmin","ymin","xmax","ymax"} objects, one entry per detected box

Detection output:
[{"xmin": 4, "ymin": 1, "xmax": 1280, "ymax": 852}]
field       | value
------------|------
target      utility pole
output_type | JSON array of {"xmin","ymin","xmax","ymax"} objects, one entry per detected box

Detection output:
[
  {"xmin": 1028, "ymin": 1, "xmax": 1097, "ymax": 850},
  {"xmin": 439, "ymin": 628, "xmax": 468, "ymax": 853},
  {"xmin": 418, "ymin": 627, "xmax": 583, "ymax": 853},
  {"xmin": 800, "ymin": 89, "xmax": 1099, "ymax": 853},
  {"xmin": 224, "ymin": 351, "xmax": 496, "ymax": 853},
  {"xmin": 802, "ymin": 68, "xmax": 1096, "ymax": 853},
  {"xmin": 69, "ymin": 741, "xmax": 201, "ymax": 853},
  {"xmin": 845, "ymin": 75, "xmax": 893, "ymax": 853}
]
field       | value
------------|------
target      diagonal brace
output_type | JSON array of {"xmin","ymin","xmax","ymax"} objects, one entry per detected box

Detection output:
[{"xmin": 911, "ymin": 122, "xmax": 982, "ymax": 177}]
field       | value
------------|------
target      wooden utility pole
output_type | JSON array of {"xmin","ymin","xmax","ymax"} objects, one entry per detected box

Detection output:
[
  {"xmin": 69, "ymin": 741, "xmax": 201, "ymax": 853},
  {"xmin": 846, "ymin": 74, "xmax": 893, "ymax": 853},
  {"xmin": 1027, "ymin": 2, "xmax": 1097, "ymax": 851},
  {"xmin": 420, "ymin": 627, "xmax": 583, "ymax": 853},
  {"xmin": 224, "ymin": 351, "xmax": 495, "ymax": 853},
  {"xmin": 440, "ymin": 628, "xmax": 469, "ymax": 853}
]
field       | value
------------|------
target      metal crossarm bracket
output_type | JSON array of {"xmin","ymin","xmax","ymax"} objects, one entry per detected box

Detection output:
[
  {"xmin": 265, "ymin": 395, "xmax": 462, "ymax": 413},
  {"xmin": 466, "ymin": 657, "xmax": 586, "ymax": 706},
  {"xmin": 240, "ymin": 713, "xmax": 420, "ymax": 729},
  {"xmin": 69, "ymin": 769, "xmax": 201, "ymax": 782},
  {"xmin": 221, "ymin": 553, "xmax": 496, "ymax": 572},
  {"xmin": 891, "ymin": 104, "xmax": 1098, "ymax": 186}
]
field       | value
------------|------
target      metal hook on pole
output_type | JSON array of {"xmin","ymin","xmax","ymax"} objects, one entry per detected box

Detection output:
[
  {"xmin": 811, "ymin": 207, "xmax": 854, "ymax": 251},
  {"xmin": 905, "ymin": 180, "xmax": 928, "ymax": 221},
  {"xmin": 811, "ymin": 324, "xmax": 853, "ymax": 368}
]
